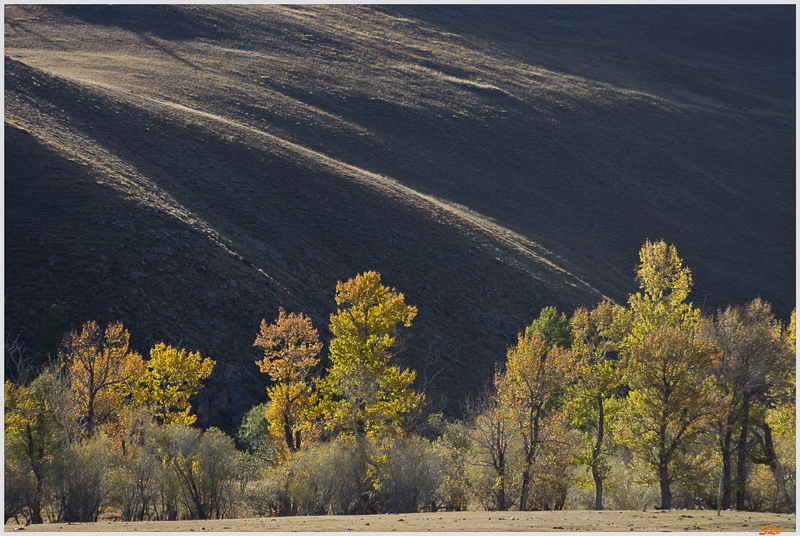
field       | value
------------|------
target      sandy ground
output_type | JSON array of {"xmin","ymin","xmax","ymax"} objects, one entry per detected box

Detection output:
[{"xmin": 5, "ymin": 509, "xmax": 795, "ymax": 532}]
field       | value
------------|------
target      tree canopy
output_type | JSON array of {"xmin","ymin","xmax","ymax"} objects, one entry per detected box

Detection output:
[{"xmin": 319, "ymin": 271, "xmax": 420, "ymax": 438}]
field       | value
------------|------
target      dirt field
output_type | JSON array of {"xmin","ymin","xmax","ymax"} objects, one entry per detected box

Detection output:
[{"xmin": 5, "ymin": 510, "xmax": 795, "ymax": 532}]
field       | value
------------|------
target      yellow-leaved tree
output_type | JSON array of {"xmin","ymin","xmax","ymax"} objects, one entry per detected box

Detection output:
[
  {"xmin": 319, "ymin": 271, "xmax": 419, "ymax": 438},
  {"xmin": 617, "ymin": 240, "xmax": 719, "ymax": 510},
  {"xmin": 498, "ymin": 330, "xmax": 577, "ymax": 511},
  {"xmin": 625, "ymin": 239, "xmax": 700, "ymax": 347},
  {"xmin": 567, "ymin": 299, "xmax": 629, "ymax": 510},
  {"xmin": 254, "ymin": 308, "xmax": 322, "ymax": 456},
  {"xmin": 123, "ymin": 343, "xmax": 215, "ymax": 425},
  {"xmin": 4, "ymin": 374, "xmax": 55, "ymax": 524}
]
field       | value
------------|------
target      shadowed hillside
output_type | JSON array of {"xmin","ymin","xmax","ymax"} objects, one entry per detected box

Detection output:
[{"xmin": 5, "ymin": 5, "xmax": 794, "ymax": 430}]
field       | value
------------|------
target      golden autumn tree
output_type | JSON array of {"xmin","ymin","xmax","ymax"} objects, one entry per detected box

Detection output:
[
  {"xmin": 319, "ymin": 271, "xmax": 419, "ymax": 438},
  {"xmin": 122, "ymin": 343, "xmax": 215, "ymax": 425},
  {"xmin": 705, "ymin": 299, "xmax": 794, "ymax": 510},
  {"xmin": 60, "ymin": 321, "xmax": 145, "ymax": 438},
  {"xmin": 616, "ymin": 240, "xmax": 720, "ymax": 510},
  {"xmin": 254, "ymin": 308, "xmax": 322, "ymax": 455},
  {"xmin": 625, "ymin": 239, "xmax": 700, "ymax": 348},
  {"xmin": 498, "ymin": 330, "xmax": 577, "ymax": 511},
  {"xmin": 567, "ymin": 299, "xmax": 629, "ymax": 510},
  {"xmin": 4, "ymin": 374, "xmax": 56, "ymax": 524},
  {"xmin": 618, "ymin": 326, "xmax": 719, "ymax": 510}
]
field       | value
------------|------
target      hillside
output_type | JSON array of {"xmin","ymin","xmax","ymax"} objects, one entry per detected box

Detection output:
[{"xmin": 4, "ymin": 5, "xmax": 795, "ymax": 430}]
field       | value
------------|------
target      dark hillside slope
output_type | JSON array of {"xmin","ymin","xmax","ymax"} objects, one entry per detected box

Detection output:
[{"xmin": 5, "ymin": 5, "xmax": 794, "ymax": 429}]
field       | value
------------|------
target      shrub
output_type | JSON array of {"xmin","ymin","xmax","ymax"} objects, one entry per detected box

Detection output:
[
  {"xmin": 236, "ymin": 403, "xmax": 275, "ymax": 462},
  {"xmin": 374, "ymin": 436, "xmax": 443, "ymax": 513},
  {"xmin": 107, "ymin": 407, "xmax": 159, "ymax": 521},
  {"xmin": 432, "ymin": 425, "xmax": 471, "ymax": 511},
  {"xmin": 156, "ymin": 424, "xmax": 242, "ymax": 520},
  {"xmin": 109, "ymin": 447, "xmax": 158, "ymax": 521},
  {"xmin": 47, "ymin": 435, "xmax": 114, "ymax": 522},
  {"xmin": 5, "ymin": 458, "xmax": 35, "ymax": 524},
  {"xmin": 288, "ymin": 436, "xmax": 369, "ymax": 515},
  {"xmin": 565, "ymin": 449, "xmax": 659, "ymax": 511}
]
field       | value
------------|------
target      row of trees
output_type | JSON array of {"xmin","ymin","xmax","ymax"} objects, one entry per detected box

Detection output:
[
  {"xmin": 474, "ymin": 241, "xmax": 794, "ymax": 512},
  {"xmin": 5, "ymin": 321, "xmax": 215, "ymax": 523},
  {"xmin": 246, "ymin": 244, "xmax": 794, "ymax": 515},
  {"xmin": 5, "ymin": 240, "xmax": 795, "ymax": 522}
]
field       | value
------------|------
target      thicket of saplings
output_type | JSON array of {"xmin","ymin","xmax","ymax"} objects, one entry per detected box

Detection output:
[{"xmin": 4, "ymin": 240, "xmax": 796, "ymax": 524}]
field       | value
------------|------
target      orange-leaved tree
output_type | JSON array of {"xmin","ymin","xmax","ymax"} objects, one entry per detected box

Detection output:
[
  {"xmin": 254, "ymin": 307, "xmax": 322, "ymax": 455},
  {"xmin": 60, "ymin": 321, "xmax": 145, "ymax": 438}
]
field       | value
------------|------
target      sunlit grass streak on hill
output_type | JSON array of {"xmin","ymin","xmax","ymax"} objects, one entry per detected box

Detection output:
[{"xmin": 84, "ymin": 76, "xmax": 606, "ymax": 299}]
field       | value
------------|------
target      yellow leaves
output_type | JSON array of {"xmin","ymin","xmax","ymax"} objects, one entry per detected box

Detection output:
[
  {"xmin": 124, "ymin": 343, "xmax": 215, "ymax": 425},
  {"xmin": 501, "ymin": 330, "xmax": 576, "ymax": 410},
  {"xmin": 618, "ymin": 325, "xmax": 720, "ymax": 465},
  {"xmin": 254, "ymin": 308, "xmax": 322, "ymax": 383},
  {"xmin": 627, "ymin": 239, "xmax": 700, "ymax": 345},
  {"xmin": 254, "ymin": 309, "xmax": 322, "ymax": 453},
  {"xmin": 323, "ymin": 271, "xmax": 419, "ymax": 437},
  {"xmin": 329, "ymin": 271, "xmax": 417, "ymax": 351},
  {"xmin": 61, "ymin": 321, "xmax": 144, "ymax": 437},
  {"xmin": 4, "ymin": 380, "xmax": 26, "ymax": 439}
]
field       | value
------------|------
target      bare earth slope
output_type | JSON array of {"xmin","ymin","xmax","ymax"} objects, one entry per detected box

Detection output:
[{"xmin": 5, "ymin": 5, "xmax": 795, "ymax": 429}]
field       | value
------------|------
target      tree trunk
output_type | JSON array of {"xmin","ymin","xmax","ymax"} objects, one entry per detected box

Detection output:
[
  {"xmin": 659, "ymin": 459, "xmax": 672, "ymax": 510},
  {"xmin": 284, "ymin": 422, "xmax": 295, "ymax": 452},
  {"xmin": 656, "ymin": 419, "xmax": 672, "ymax": 510},
  {"xmin": 87, "ymin": 388, "xmax": 95, "ymax": 438},
  {"xmin": 721, "ymin": 425, "xmax": 733, "ymax": 510},
  {"xmin": 497, "ymin": 479, "xmax": 506, "ymax": 512},
  {"xmin": 519, "ymin": 466, "xmax": 531, "ymax": 511},
  {"xmin": 496, "ymin": 454, "xmax": 507, "ymax": 511},
  {"xmin": 518, "ymin": 408, "xmax": 540, "ymax": 511},
  {"xmin": 761, "ymin": 422, "xmax": 794, "ymax": 512},
  {"xmin": 26, "ymin": 424, "xmax": 44, "ymax": 524},
  {"xmin": 592, "ymin": 395, "xmax": 605, "ymax": 510},
  {"xmin": 735, "ymin": 395, "xmax": 750, "ymax": 511},
  {"xmin": 496, "ymin": 422, "xmax": 507, "ymax": 511}
]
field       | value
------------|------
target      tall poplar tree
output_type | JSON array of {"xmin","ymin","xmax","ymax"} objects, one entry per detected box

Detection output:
[
  {"xmin": 567, "ymin": 299, "xmax": 629, "ymax": 510},
  {"xmin": 319, "ymin": 271, "xmax": 419, "ymax": 438},
  {"xmin": 618, "ymin": 240, "xmax": 718, "ymax": 510},
  {"xmin": 254, "ymin": 308, "xmax": 321, "ymax": 454},
  {"xmin": 499, "ymin": 330, "xmax": 576, "ymax": 511}
]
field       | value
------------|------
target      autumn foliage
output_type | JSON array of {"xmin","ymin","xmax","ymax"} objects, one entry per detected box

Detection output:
[
  {"xmin": 60, "ymin": 321, "xmax": 145, "ymax": 438},
  {"xmin": 4, "ymin": 248, "xmax": 795, "ymax": 522},
  {"xmin": 254, "ymin": 308, "xmax": 321, "ymax": 454},
  {"xmin": 320, "ymin": 271, "xmax": 420, "ymax": 438},
  {"xmin": 122, "ymin": 343, "xmax": 215, "ymax": 425}
]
